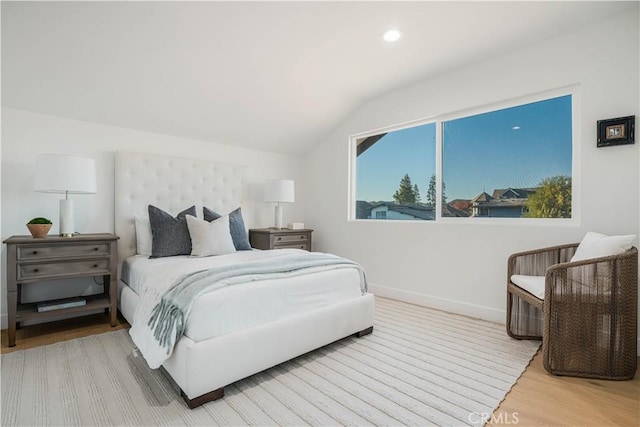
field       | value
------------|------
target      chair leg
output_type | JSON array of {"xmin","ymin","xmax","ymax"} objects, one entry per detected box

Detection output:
[{"xmin": 506, "ymin": 290, "xmax": 517, "ymax": 338}]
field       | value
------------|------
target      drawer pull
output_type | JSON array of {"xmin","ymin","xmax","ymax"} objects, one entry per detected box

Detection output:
[
  {"xmin": 32, "ymin": 251, "xmax": 38, "ymax": 255},
  {"xmin": 277, "ymin": 237, "xmax": 282, "ymax": 241},
  {"xmin": 300, "ymin": 236, "xmax": 304, "ymax": 239},
  {"xmin": 33, "ymin": 268, "xmax": 39, "ymax": 273},
  {"xmin": 93, "ymin": 264, "xmax": 99, "ymax": 268},
  {"xmin": 94, "ymin": 247, "xmax": 99, "ymax": 251}
]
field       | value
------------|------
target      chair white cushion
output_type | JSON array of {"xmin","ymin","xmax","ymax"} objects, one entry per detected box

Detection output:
[
  {"xmin": 186, "ymin": 214, "xmax": 236, "ymax": 257},
  {"xmin": 571, "ymin": 232, "xmax": 636, "ymax": 262},
  {"xmin": 511, "ymin": 275, "xmax": 546, "ymax": 300}
]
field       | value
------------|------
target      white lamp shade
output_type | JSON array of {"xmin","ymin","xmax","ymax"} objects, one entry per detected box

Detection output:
[
  {"xmin": 264, "ymin": 179, "xmax": 295, "ymax": 203},
  {"xmin": 34, "ymin": 154, "xmax": 97, "ymax": 194}
]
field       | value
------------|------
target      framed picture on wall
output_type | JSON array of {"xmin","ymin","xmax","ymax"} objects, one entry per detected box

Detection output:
[{"xmin": 597, "ymin": 115, "xmax": 635, "ymax": 147}]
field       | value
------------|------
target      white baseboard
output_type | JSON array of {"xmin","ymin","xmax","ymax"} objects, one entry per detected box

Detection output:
[
  {"xmin": 369, "ymin": 284, "xmax": 640, "ymax": 355},
  {"xmin": 368, "ymin": 283, "xmax": 506, "ymax": 324}
]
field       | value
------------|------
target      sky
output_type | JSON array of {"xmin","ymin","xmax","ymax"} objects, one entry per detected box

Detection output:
[
  {"xmin": 355, "ymin": 95, "xmax": 572, "ymax": 202},
  {"xmin": 356, "ymin": 123, "xmax": 435, "ymax": 202}
]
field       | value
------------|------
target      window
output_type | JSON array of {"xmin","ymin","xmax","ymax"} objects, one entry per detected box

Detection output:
[
  {"xmin": 353, "ymin": 122, "xmax": 436, "ymax": 220},
  {"xmin": 351, "ymin": 91, "xmax": 574, "ymax": 222},
  {"xmin": 375, "ymin": 211, "xmax": 387, "ymax": 219},
  {"xmin": 442, "ymin": 95, "xmax": 572, "ymax": 219}
]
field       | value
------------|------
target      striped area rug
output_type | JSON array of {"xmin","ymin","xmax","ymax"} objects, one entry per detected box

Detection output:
[{"xmin": 1, "ymin": 297, "xmax": 539, "ymax": 426}]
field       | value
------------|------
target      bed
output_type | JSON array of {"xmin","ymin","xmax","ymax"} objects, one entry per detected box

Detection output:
[{"xmin": 114, "ymin": 151, "xmax": 375, "ymax": 408}]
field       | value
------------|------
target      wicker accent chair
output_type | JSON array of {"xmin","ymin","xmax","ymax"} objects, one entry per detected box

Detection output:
[{"xmin": 507, "ymin": 243, "xmax": 638, "ymax": 380}]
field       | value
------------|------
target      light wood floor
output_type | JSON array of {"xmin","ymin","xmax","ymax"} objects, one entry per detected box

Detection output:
[
  {"xmin": 491, "ymin": 350, "xmax": 639, "ymax": 426},
  {"xmin": 2, "ymin": 316, "xmax": 639, "ymax": 426},
  {"xmin": 0, "ymin": 313, "xmax": 130, "ymax": 354}
]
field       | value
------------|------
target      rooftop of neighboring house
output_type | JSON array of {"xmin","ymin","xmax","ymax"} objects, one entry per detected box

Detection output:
[
  {"xmin": 472, "ymin": 187, "xmax": 539, "ymax": 206},
  {"xmin": 475, "ymin": 198, "xmax": 530, "ymax": 208},
  {"xmin": 354, "ymin": 201, "xmax": 434, "ymax": 220},
  {"xmin": 491, "ymin": 188, "xmax": 538, "ymax": 199},
  {"xmin": 472, "ymin": 192, "xmax": 494, "ymax": 203},
  {"xmin": 442, "ymin": 203, "xmax": 470, "ymax": 217},
  {"xmin": 370, "ymin": 202, "xmax": 435, "ymax": 220}
]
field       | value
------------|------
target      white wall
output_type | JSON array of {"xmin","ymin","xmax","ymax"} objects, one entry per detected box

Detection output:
[
  {"xmin": 305, "ymin": 10, "xmax": 639, "ymax": 334},
  {"xmin": 1, "ymin": 108, "xmax": 306, "ymax": 327}
]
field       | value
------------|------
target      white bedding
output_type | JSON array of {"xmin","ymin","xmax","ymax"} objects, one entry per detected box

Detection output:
[{"xmin": 123, "ymin": 249, "xmax": 362, "ymax": 343}]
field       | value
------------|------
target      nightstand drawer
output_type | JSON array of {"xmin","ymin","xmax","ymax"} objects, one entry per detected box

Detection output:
[
  {"xmin": 274, "ymin": 233, "xmax": 308, "ymax": 243},
  {"xmin": 18, "ymin": 259, "xmax": 110, "ymax": 281},
  {"xmin": 249, "ymin": 228, "xmax": 313, "ymax": 252},
  {"xmin": 17, "ymin": 243, "xmax": 110, "ymax": 261},
  {"xmin": 275, "ymin": 243, "xmax": 310, "ymax": 251}
]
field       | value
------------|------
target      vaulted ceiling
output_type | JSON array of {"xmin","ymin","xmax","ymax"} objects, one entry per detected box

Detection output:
[{"xmin": 2, "ymin": 1, "xmax": 635, "ymax": 155}]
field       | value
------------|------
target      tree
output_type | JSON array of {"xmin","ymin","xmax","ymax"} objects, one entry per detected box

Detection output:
[
  {"xmin": 442, "ymin": 180, "xmax": 447, "ymax": 204},
  {"xmin": 427, "ymin": 175, "xmax": 436, "ymax": 207},
  {"xmin": 426, "ymin": 174, "xmax": 446, "ymax": 207},
  {"xmin": 413, "ymin": 184, "xmax": 421, "ymax": 203},
  {"xmin": 524, "ymin": 175, "xmax": 572, "ymax": 218},
  {"xmin": 393, "ymin": 174, "xmax": 419, "ymax": 204}
]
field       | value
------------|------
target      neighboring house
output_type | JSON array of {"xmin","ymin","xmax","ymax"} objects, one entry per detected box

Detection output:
[
  {"xmin": 355, "ymin": 200, "xmax": 373, "ymax": 220},
  {"xmin": 443, "ymin": 201, "xmax": 470, "ymax": 217},
  {"xmin": 470, "ymin": 188, "xmax": 538, "ymax": 218},
  {"xmin": 357, "ymin": 201, "xmax": 435, "ymax": 220},
  {"xmin": 358, "ymin": 200, "xmax": 467, "ymax": 219},
  {"xmin": 448, "ymin": 199, "xmax": 472, "ymax": 215}
]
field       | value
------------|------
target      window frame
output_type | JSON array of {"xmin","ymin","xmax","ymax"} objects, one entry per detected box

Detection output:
[
  {"xmin": 348, "ymin": 117, "xmax": 438, "ymax": 223},
  {"xmin": 348, "ymin": 85, "xmax": 581, "ymax": 226}
]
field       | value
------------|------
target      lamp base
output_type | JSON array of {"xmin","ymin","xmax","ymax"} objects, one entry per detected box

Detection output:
[
  {"xmin": 274, "ymin": 204, "xmax": 283, "ymax": 230},
  {"xmin": 59, "ymin": 199, "xmax": 75, "ymax": 237}
]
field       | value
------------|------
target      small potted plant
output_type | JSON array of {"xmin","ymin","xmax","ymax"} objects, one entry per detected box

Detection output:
[{"xmin": 27, "ymin": 217, "xmax": 52, "ymax": 238}]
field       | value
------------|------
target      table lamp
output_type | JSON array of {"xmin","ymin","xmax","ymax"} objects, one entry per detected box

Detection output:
[
  {"xmin": 264, "ymin": 179, "xmax": 294, "ymax": 229},
  {"xmin": 34, "ymin": 154, "xmax": 97, "ymax": 237}
]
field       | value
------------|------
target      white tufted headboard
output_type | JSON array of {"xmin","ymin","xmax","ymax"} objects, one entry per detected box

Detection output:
[{"xmin": 114, "ymin": 151, "xmax": 246, "ymax": 267}]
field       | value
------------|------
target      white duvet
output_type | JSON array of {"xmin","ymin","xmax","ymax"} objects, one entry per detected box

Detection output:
[{"xmin": 125, "ymin": 249, "xmax": 362, "ymax": 368}]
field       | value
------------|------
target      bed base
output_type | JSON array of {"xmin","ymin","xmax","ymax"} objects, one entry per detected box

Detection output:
[
  {"xmin": 119, "ymin": 284, "xmax": 375, "ymax": 409},
  {"xmin": 180, "ymin": 325, "xmax": 375, "ymax": 409},
  {"xmin": 179, "ymin": 326, "xmax": 374, "ymax": 409}
]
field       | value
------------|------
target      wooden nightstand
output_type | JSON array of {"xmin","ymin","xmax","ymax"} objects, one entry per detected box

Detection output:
[
  {"xmin": 3, "ymin": 233, "xmax": 119, "ymax": 347},
  {"xmin": 249, "ymin": 228, "xmax": 313, "ymax": 251}
]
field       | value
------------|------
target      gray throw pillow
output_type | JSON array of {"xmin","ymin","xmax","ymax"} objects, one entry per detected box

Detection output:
[
  {"xmin": 148, "ymin": 205, "xmax": 196, "ymax": 258},
  {"xmin": 203, "ymin": 206, "xmax": 252, "ymax": 250}
]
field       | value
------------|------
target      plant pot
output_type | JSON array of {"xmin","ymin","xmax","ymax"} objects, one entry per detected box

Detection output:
[{"xmin": 27, "ymin": 223, "xmax": 52, "ymax": 238}]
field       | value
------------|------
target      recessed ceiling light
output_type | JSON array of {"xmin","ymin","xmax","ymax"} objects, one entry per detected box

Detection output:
[
  {"xmin": 512, "ymin": 126, "xmax": 521, "ymax": 130},
  {"xmin": 382, "ymin": 29, "xmax": 402, "ymax": 42}
]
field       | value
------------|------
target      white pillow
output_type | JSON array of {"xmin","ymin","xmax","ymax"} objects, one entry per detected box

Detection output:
[
  {"xmin": 186, "ymin": 214, "xmax": 236, "ymax": 257},
  {"xmin": 571, "ymin": 232, "xmax": 636, "ymax": 262},
  {"xmin": 134, "ymin": 214, "xmax": 153, "ymax": 256}
]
